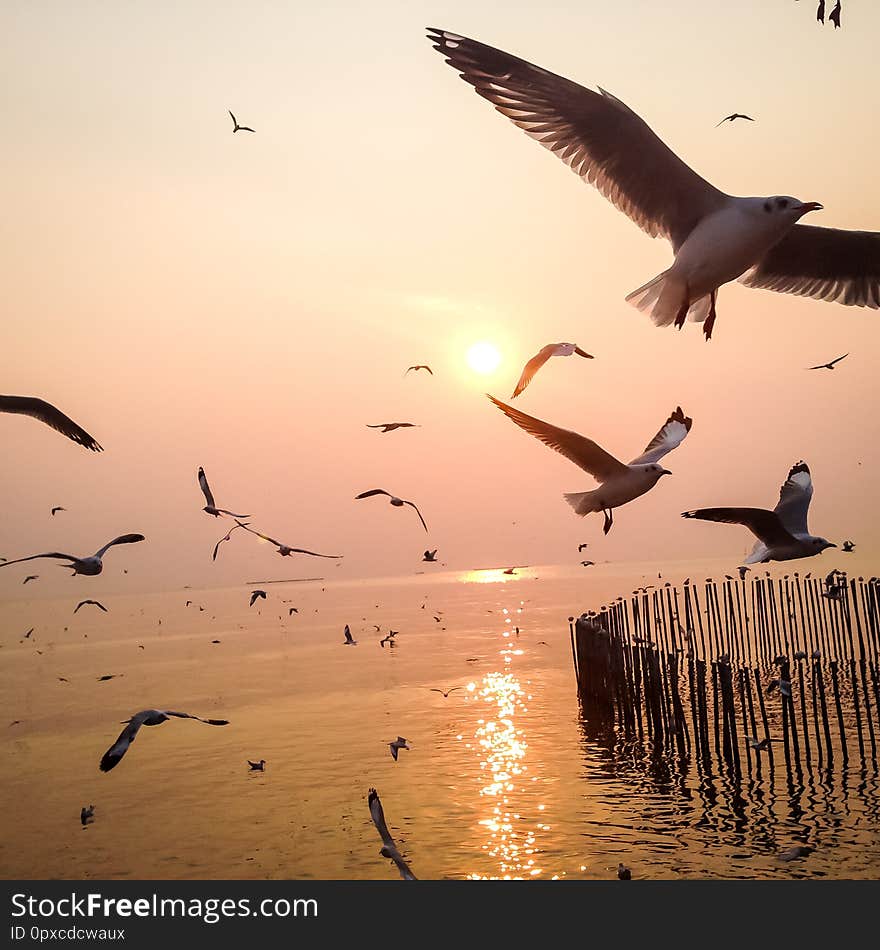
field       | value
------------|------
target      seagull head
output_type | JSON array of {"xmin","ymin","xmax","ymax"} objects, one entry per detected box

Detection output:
[
  {"xmin": 759, "ymin": 196, "xmax": 823, "ymax": 220},
  {"xmin": 813, "ymin": 538, "xmax": 837, "ymax": 553},
  {"xmin": 639, "ymin": 463, "xmax": 671, "ymax": 481}
]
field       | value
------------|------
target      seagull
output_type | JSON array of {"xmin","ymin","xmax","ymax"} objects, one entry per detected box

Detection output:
[
  {"xmin": 97, "ymin": 675, "xmax": 120, "ymax": 682},
  {"xmin": 808, "ymin": 353, "xmax": 848, "ymax": 370},
  {"xmin": 288, "ymin": 607, "xmax": 299, "ymax": 616},
  {"xmin": 74, "ymin": 600, "xmax": 108, "ymax": 614},
  {"xmin": 617, "ymin": 863, "xmax": 632, "ymax": 880},
  {"xmin": 343, "ymin": 624, "xmax": 357, "ymax": 645},
  {"xmin": 779, "ymin": 844, "xmax": 814, "ymax": 862},
  {"xmin": 511, "ymin": 343, "xmax": 593, "ymax": 398},
  {"xmin": 367, "ymin": 423, "xmax": 420, "ymax": 432},
  {"xmin": 379, "ymin": 632, "xmax": 397, "ymax": 647},
  {"xmin": 228, "ymin": 110, "xmax": 255, "ymax": 133},
  {"xmin": 716, "ymin": 113, "xmax": 755, "ymax": 127},
  {"xmin": 405, "ymin": 365, "xmax": 433, "ymax": 376},
  {"xmin": 99, "ymin": 709, "xmax": 230, "ymax": 772},
  {"xmin": 581, "ymin": 560, "xmax": 596, "ymax": 567},
  {"xmin": 0, "ymin": 395, "xmax": 103, "ymax": 451},
  {"xmin": 23, "ymin": 628, "xmax": 34, "ymax": 639},
  {"xmin": 682, "ymin": 461, "xmax": 835, "ymax": 564},
  {"xmin": 212, "ymin": 520, "xmax": 250, "ymax": 561},
  {"xmin": 842, "ymin": 540, "xmax": 855, "ymax": 553},
  {"xmin": 368, "ymin": 788, "xmax": 417, "ymax": 880},
  {"xmin": 423, "ymin": 549, "xmax": 438, "ymax": 562},
  {"xmin": 503, "ymin": 567, "xmax": 517, "ymax": 575},
  {"xmin": 198, "ymin": 467, "xmax": 249, "ymax": 519},
  {"xmin": 389, "ymin": 736, "xmax": 410, "ymax": 761},
  {"xmin": 427, "ymin": 29, "xmax": 879, "ymax": 340},
  {"xmin": 80, "ymin": 805, "xmax": 95, "ymax": 827},
  {"xmin": 23, "ymin": 575, "xmax": 38, "ymax": 585},
  {"xmin": 51, "ymin": 507, "xmax": 66, "ymax": 516},
  {"xmin": 578, "ymin": 543, "xmax": 589, "ymax": 552},
  {"xmin": 489, "ymin": 396, "xmax": 691, "ymax": 534},
  {"xmin": 746, "ymin": 735, "xmax": 783, "ymax": 752},
  {"xmin": 829, "ymin": 1, "xmax": 841, "ymax": 29},
  {"xmin": 355, "ymin": 489, "xmax": 428, "ymax": 532},
  {"xmin": 0, "ymin": 534, "xmax": 145, "ymax": 576},
  {"xmin": 249, "ymin": 590, "xmax": 267, "ymax": 607},
  {"xmin": 247, "ymin": 759, "xmax": 266, "ymax": 771},
  {"xmin": 816, "ymin": 0, "xmax": 826, "ymax": 23},
  {"xmin": 235, "ymin": 522, "xmax": 342, "ymax": 559},
  {"xmin": 429, "ymin": 686, "xmax": 463, "ymax": 698},
  {"xmin": 738, "ymin": 566, "xmax": 751, "ymax": 580}
]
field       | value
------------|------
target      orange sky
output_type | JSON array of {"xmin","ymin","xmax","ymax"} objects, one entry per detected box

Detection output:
[{"xmin": 2, "ymin": 1, "xmax": 878, "ymax": 597}]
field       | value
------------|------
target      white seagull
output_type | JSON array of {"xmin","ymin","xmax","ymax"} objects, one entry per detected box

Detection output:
[
  {"xmin": 198, "ymin": 467, "xmax": 250, "ymax": 519},
  {"xmin": 389, "ymin": 736, "xmax": 410, "ymax": 761},
  {"xmin": 355, "ymin": 489, "xmax": 428, "ymax": 533},
  {"xmin": 368, "ymin": 787, "xmax": 417, "ymax": 880},
  {"xmin": 427, "ymin": 29, "xmax": 879, "ymax": 339},
  {"xmin": 1, "ymin": 395, "xmax": 103, "ymax": 451},
  {"xmin": 0, "ymin": 534, "xmax": 145, "ymax": 576},
  {"xmin": 488, "ymin": 395, "xmax": 691, "ymax": 534},
  {"xmin": 682, "ymin": 461, "xmax": 836, "ymax": 564},
  {"xmin": 99, "ymin": 709, "xmax": 229, "ymax": 772},
  {"xmin": 235, "ymin": 521, "xmax": 342, "ymax": 559},
  {"xmin": 511, "ymin": 343, "xmax": 594, "ymax": 398}
]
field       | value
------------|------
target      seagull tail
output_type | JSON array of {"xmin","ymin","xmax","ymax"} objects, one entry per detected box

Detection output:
[
  {"xmin": 563, "ymin": 490, "xmax": 603, "ymax": 517},
  {"xmin": 625, "ymin": 269, "xmax": 692, "ymax": 328}
]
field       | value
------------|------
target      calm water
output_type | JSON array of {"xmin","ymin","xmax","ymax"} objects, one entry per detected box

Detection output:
[{"xmin": 1, "ymin": 559, "xmax": 878, "ymax": 880}]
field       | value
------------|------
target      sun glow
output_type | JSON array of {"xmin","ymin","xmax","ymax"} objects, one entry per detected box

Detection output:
[{"xmin": 466, "ymin": 341, "xmax": 501, "ymax": 375}]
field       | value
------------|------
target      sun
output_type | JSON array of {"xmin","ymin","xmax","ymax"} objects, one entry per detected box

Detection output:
[{"xmin": 466, "ymin": 341, "xmax": 501, "ymax": 375}]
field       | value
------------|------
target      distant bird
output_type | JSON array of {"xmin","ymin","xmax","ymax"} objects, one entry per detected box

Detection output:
[
  {"xmin": 511, "ymin": 342, "xmax": 593, "ymax": 398},
  {"xmin": 816, "ymin": 0, "xmax": 826, "ymax": 23},
  {"xmin": 422, "ymin": 549, "xmax": 438, "ymax": 562},
  {"xmin": 766, "ymin": 679, "xmax": 780, "ymax": 694},
  {"xmin": 738, "ymin": 566, "xmax": 751, "ymax": 580},
  {"xmin": 368, "ymin": 788, "xmax": 417, "ymax": 880},
  {"xmin": 578, "ymin": 543, "xmax": 589, "ymax": 552},
  {"xmin": 99, "ymin": 709, "xmax": 229, "ymax": 772},
  {"xmin": 288, "ymin": 608, "xmax": 298, "ymax": 616},
  {"xmin": 389, "ymin": 737, "xmax": 410, "ymax": 761},
  {"xmin": 74, "ymin": 600, "xmax": 107, "ymax": 614},
  {"xmin": 23, "ymin": 628, "xmax": 34, "ymax": 639},
  {"xmin": 682, "ymin": 461, "xmax": 835, "ymax": 564},
  {"xmin": 808, "ymin": 353, "xmax": 848, "ymax": 370},
  {"xmin": 503, "ymin": 567, "xmax": 517, "ymax": 575},
  {"xmin": 379, "ymin": 632, "xmax": 396, "ymax": 647},
  {"xmin": 405, "ymin": 365, "xmax": 433, "ymax": 376},
  {"xmin": 367, "ymin": 423, "xmax": 420, "ymax": 433},
  {"xmin": 249, "ymin": 590, "xmax": 267, "ymax": 607},
  {"xmin": 427, "ymin": 29, "xmax": 879, "ymax": 342},
  {"xmin": 842, "ymin": 540, "xmax": 855, "ymax": 553},
  {"xmin": 581, "ymin": 560, "xmax": 595, "ymax": 567},
  {"xmin": 0, "ymin": 534, "xmax": 145, "ymax": 576},
  {"xmin": 247, "ymin": 759, "xmax": 266, "ymax": 771},
  {"xmin": 779, "ymin": 844, "xmax": 814, "ymax": 862},
  {"xmin": 236, "ymin": 522, "xmax": 341, "ymax": 559},
  {"xmin": 228, "ymin": 110, "xmax": 254, "ymax": 133},
  {"xmin": 80, "ymin": 805, "xmax": 95, "ymax": 827},
  {"xmin": 0, "ymin": 395, "xmax": 103, "ymax": 451},
  {"xmin": 489, "ymin": 396, "xmax": 691, "ymax": 534},
  {"xmin": 97, "ymin": 675, "xmax": 120, "ymax": 682},
  {"xmin": 617, "ymin": 863, "xmax": 632, "ymax": 880},
  {"xmin": 343, "ymin": 624, "xmax": 357, "ymax": 645},
  {"xmin": 355, "ymin": 489, "xmax": 428, "ymax": 532},
  {"xmin": 780, "ymin": 679, "xmax": 792, "ymax": 697},
  {"xmin": 211, "ymin": 639, "xmax": 221, "ymax": 644},
  {"xmin": 715, "ymin": 113, "xmax": 755, "ymax": 127},
  {"xmin": 212, "ymin": 520, "xmax": 250, "ymax": 561},
  {"xmin": 794, "ymin": 651, "xmax": 807, "ymax": 661},
  {"xmin": 746, "ymin": 735, "xmax": 782, "ymax": 752},
  {"xmin": 23, "ymin": 575, "xmax": 38, "ymax": 585},
  {"xmin": 829, "ymin": 1, "xmax": 841, "ymax": 29},
  {"xmin": 198, "ymin": 467, "xmax": 249, "ymax": 519},
  {"xmin": 429, "ymin": 686, "xmax": 463, "ymax": 698},
  {"xmin": 51, "ymin": 507, "xmax": 66, "ymax": 516}
]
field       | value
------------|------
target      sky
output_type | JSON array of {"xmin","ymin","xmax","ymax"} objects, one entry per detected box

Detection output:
[{"xmin": 2, "ymin": 0, "xmax": 878, "ymax": 597}]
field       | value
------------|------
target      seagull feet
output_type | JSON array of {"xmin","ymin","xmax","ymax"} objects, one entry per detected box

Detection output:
[
  {"xmin": 673, "ymin": 299, "xmax": 689, "ymax": 331},
  {"xmin": 602, "ymin": 508, "xmax": 614, "ymax": 535},
  {"xmin": 703, "ymin": 292, "xmax": 718, "ymax": 341}
]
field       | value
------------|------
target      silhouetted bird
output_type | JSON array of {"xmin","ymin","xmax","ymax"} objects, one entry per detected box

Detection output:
[
  {"xmin": 99, "ymin": 709, "xmax": 229, "ymax": 772},
  {"xmin": 1, "ymin": 534, "xmax": 145, "ymax": 577},
  {"xmin": 74, "ymin": 600, "xmax": 107, "ymax": 614},
  {"xmin": 51, "ymin": 507, "xmax": 66, "ymax": 516},
  {"xmin": 423, "ymin": 549, "xmax": 438, "ymax": 562},
  {"xmin": 367, "ymin": 423, "xmax": 420, "ymax": 432},
  {"xmin": 249, "ymin": 590, "xmax": 267, "ymax": 607},
  {"xmin": 617, "ymin": 863, "xmax": 632, "ymax": 880},
  {"xmin": 80, "ymin": 805, "xmax": 95, "ymax": 827},
  {"xmin": 808, "ymin": 353, "xmax": 848, "ymax": 370},
  {"xmin": 23, "ymin": 575, "xmax": 38, "ymax": 585},
  {"xmin": 343, "ymin": 624, "xmax": 357, "ymax": 645},
  {"xmin": 405, "ymin": 365, "xmax": 433, "ymax": 376},
  {"xmin": 198, "ymin": 467, "xmax": 249, "ymax": 519},
  {"xmin": 829, "ymin": 1, "xmax": 841, "ymax": 28},
  {"xmin": 511, "ymin": 343, "xmax": 593, "ymax": 398},
  {"xmin": 842, "ymin": 540, "xmax": 855, "ymax": 553},
  {"xmin": 228, "ymin": 110, "xmax": 254, "ymax": 133},
  {"xmin": 716, "ymin": 113, "xmax": 754, "ymax": 126},
  {"xmin": 355, "ymin": 489, "xmax": 428, "ymax": 532},
  {"xmin": 248, "ymin": 759, "xmax": 266, "ymax": 771},
  {"xmin": 237, "ymin": 522, "xmax": 341, "ymax": 559},
  {"xmin": 389, "ymin": 737, "xmax": 410, "ymax": 761},
  {"xmin": 368, "ymin": 788, "xmax": 417, "ymax": 880}
]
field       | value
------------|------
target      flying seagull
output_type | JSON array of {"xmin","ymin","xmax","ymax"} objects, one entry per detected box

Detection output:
[
  {"xmin": 228, "ymin": 110, "xmax": 254, "ymax": 133},
  {"xmin": 829, "ymin": 1, "xmax": 841, "ymax": 29},
  {"xmin": 738, "ymin": 566, "xmax": 751, "ymax": 580},
  {"xmin": 74, "ymin": 600, "xmax": 108, "ymax": 614},
  {"xmin": 23, "ymin": 575, "xmax": 38, "ymax": 585},
  {"xmin": 488, "ymin": 395, "xmax": 691, "ymax": 534},
  {"xmin": 715, "ymin": 113, "xmax": 755, "ymax": 127},
  {"xmin": 249, "ymin": 590, "xmax": 267, "ymax": 607},
  {"xmin": 405, "ymin": 365, "xmax": 433, "ymax": 375},
  {"xmin": 212, "ymin": 520, "xmax": 250, "ymax": 561},
  {"xmin": 80, "ymin": 805, "xmax": 95, "ymax": 827},
  {"xmin": 842, "ymin": 540, "xmax": 855, "ymax": 553},
  {"xmin": 198, "ymin": 467, "xmax": 249, "ymax": 519},
  {"xmin": 578, "ymin": 543, "xmax": 589, "ymax": 552},
  {"xmin": 235, "ymin": 522, "xmax": 342, "ymax": 559},
  {"xmin": 367, "ymin": 423, "xmax": 420, "ymax": 432},
  {"xmin": 368, "ymin": 788, "xmax": 417, "ymax": 880},
  {"xmin": 99, "ymin": 709, "xmax": 229, "ymax": 772},
  {"xmin": 1, "ymin": 395, "xmax": 103, "ymax": 451},
  {"xmin": 511, "ymin": 343, "xmax": 594, "ymax": 398},
  {"xmin": 427, "ymin": 29, "xmax": 879, "ymax": 339},
  {"xmin": 288, "ymin": 607, "xmax": 299, "ymax": 616},
  {"xmin": 808, "ymin": 353, "xmax": 848, "ymax": 370},
  {"xmin": 581, "ymin": 560, "xmax": 596, "ymax": 567},
  {"xmin": 682, "ymin": 461, "xmax": 836, "ymax": 564},
  {"xmin": 343, "ymin": 624, "xmax": 357, "ymax": 645},
  {"xmin": 247, "ymin": 759, "xmax": 266, "ymax": 771},
  {"xmin": 423, "ymin": 549, "xmax": 438, "ymax": 562},
  {"xmin": 746, "ymin": 735, "xmax": 783, "ymax": 752},
  {"xmin": 389, "ymin": 736, "xmax": 410, "ymax": 761},
  {"xmin": 0, "ymin": 534, "xmax": 145, "ymax": 576},
  {"xmin": 355, "ymin": 489, "xmax": 428, "ymax": 532},
  {"xmin": 429, "ymin": 686, "xmax": 463, "ymax": 698},
  {"xmin": 51, "ymin": 507, "xmax": 66, "ymax": 516}
]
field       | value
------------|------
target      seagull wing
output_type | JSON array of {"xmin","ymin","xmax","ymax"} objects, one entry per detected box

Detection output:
[
  {"xmin": 403, "ymin": 500, "xmax": 429, "ymax": 532},
  {"xmin": 229, "ymin": 110, "xmax": 237, "ymax": 125},
  {"xmin": 629, "ymin": 406, "xmax": 693, "ymax": 465},
  {"xmin": 829, "ymin": 353, "xmax": 849, "ymax": 367},
  {"xmin": 0, "ymin": 395, "xmax": 103, "ymax": 451},
  {"xmin": 285, "ymin": 547, "xmax": 344, "ymax": 558},
  {"xmin": 715, "ymin": 115, "xmax": 735, "ymax": 126},
  {"xmin": 163, "ymin": 711, "xmax": 230, "ymax": 726},
  {"xmin": 198, "ymin": 467, "xmax": 216, "ymax": 508},
  {"xmin": 488, "ymin": 395, "xmax": 628, "ymax": 482},
  {"xmin": 368, "ymin": 788, "xmax": 397, "ymax": 848},
  {"xmin": 99, "ymin": 717, "xmax": 146, "ymax": 772},
  {"xmin": 355, "ymin": 489, "xmax": 392, "ymax": 500},
  {"xmin": 391, "ymin": 855, "xmax": 418, "ymax": 880},
  {"xmin": 573, "ymin": 346, "xmax": 594, "ymax": 358},
  {"xmin": 428, "ymin": 29, "xmax": 728, "ymax": 250},
  {"xmin": 93, "ymin": 534, "xmax": 146, "ymax": 559},
  {"xmin": 0, "ymin": 552, "xmax": 77, "ymax": 568},
  {"xmin": 239, "ymin": 524, "xmax": 283, "ymax": 546},
  {"xmin": 773, "ymin": 461, "xmax": 813, "ymax": 536},
  {"xmin": 215, "ymin": 508, "xmax": 250, "ymax": 518},
  {"xmin": 740, "ymin": 225, "xmax": 880, "ymax": 308},
  {"xmin": 681, "ymin": 507, "xmax": 796, "ymax": 548},
  {"xmin": 512, "ymin": 345, "xmax": 556, "ymax": 398},
  {"xmin": 238, "ymin": 126, "xmax": 255, "ymax": 133}
]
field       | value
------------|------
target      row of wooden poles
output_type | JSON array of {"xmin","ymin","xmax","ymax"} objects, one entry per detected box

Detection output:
[{"xmin": 569, "ymin": 573, "xmax": 880, "ymax": 777}]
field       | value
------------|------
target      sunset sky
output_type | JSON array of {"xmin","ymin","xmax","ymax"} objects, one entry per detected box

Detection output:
[{"xmin": 2, "ymin": 0, "xmax": 878, "ymax": 596}]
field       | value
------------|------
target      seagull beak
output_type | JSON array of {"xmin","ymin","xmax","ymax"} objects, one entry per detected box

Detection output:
[
  {"xmin": 661, "ymin": 469, "xmax": 672, "ymax": 476},
  {"xmin": 827, "ymin": 542, "xmax": 837, "ymax": 548},
  {"xmin": 799, "ymin": 201, "xmax": 823, "ymax": 215}
]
